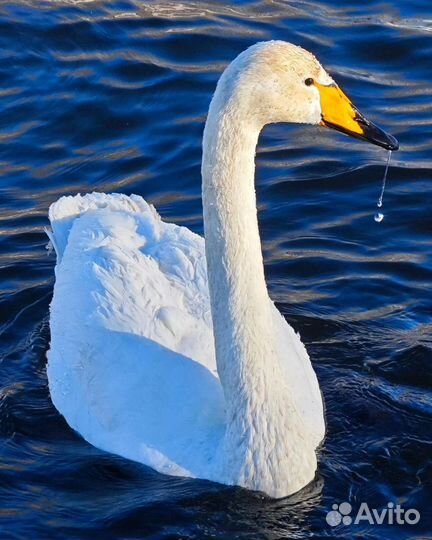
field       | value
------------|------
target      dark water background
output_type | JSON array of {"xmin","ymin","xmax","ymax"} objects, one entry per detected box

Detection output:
[{"xmin": 0, "ymin": 1, "xmax": 431, "ymax": 538}]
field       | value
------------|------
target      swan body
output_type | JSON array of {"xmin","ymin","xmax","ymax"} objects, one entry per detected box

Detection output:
[{"xmin": 47, "ymin": 41, "xmax": 397, "ymax": 498}]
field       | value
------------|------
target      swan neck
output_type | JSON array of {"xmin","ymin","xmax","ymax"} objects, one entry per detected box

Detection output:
[{"xmin": 202, "ymin": 85, "xmax": 280, "ymax": 414}]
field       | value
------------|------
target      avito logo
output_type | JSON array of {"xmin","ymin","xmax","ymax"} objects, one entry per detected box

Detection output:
[{"xmin": 326, "ymin": 501, "xmax": 420, "ymax": 527}]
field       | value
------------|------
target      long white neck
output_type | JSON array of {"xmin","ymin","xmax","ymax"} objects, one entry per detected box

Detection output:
[
  {"xmin": 202, "ymin": 72, "xmax": 317, "ymax": 497},
  {"xmin": 202, "ymin": 84, "xmax": 277, "ymax": 403}
]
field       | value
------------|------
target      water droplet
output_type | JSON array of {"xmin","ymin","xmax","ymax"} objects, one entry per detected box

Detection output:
[{"xmin": 374, "ymin": 150, "xmax": 392, "ymax": 222}]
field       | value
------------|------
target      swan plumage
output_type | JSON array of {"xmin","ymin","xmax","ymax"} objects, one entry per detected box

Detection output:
[
  {"xmin": 48, "ymin": 191, "xmax": 323, "ymax": 484},
  {"xmin": 47, "ymin": 41, "xmax": 397, "ymax": 498}
]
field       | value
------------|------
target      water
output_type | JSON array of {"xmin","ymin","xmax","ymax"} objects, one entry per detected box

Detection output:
[
  {"xmin": 0, "ymin": 1, "xmax": 431, "ymax": 538},
  {"xmin": 374, "ymin": 212, "xmax": 384, "ymax": 223},
  {"xmin": 374, "ymin": 150, "xmax": 392, "ymax": 222}
]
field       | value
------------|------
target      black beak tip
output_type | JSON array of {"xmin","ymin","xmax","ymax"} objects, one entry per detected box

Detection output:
[
  {"xmin": 379, "ymin": 131, "xmax": 399, "ymax": 151},
  {"xmin": 323, "ymin": 116, "xmax": 399, "ymax": 152},
  {"xmin": 361, "ymin": 117, "xmax": 399, "ymax": 151},
  {"xmin": 386, "ymin": 135, "xmax": 399, "ymax": 152}
]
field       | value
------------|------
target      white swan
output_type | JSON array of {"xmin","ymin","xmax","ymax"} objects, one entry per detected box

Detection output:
[{"xmin": 47, "ymin": 41, "xmax": 398, "ymax": 498}]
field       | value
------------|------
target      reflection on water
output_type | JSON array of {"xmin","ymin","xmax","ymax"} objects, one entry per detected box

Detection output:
[{"xmin": 0, "ymin": 0, "xmax": 431, "ymax": 538}]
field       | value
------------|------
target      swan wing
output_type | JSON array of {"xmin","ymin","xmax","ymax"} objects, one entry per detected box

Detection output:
[{"xmin": 47, "ymin": 193, "xmax": 225, "ymax": 479}]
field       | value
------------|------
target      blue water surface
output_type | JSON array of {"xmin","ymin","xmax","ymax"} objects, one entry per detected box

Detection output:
[{"xmin": 0, "ymin": 1, "xmax": 431, "ymax": 539}]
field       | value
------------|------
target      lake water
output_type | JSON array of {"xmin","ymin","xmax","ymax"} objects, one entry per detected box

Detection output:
[{"xmin": 0, "ymin": 1, "xmax": 431, "ymax": 538}]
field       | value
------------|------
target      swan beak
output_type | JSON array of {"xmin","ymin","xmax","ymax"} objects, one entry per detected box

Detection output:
[{"xmin": 316, "ymin": 82, "xmax": 399, "ymax": 151}]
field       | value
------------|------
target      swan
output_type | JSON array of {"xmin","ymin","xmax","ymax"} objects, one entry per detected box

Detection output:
[{"xmin": 47, "ymin": 41, "xmax": 398, "ymax": 498}]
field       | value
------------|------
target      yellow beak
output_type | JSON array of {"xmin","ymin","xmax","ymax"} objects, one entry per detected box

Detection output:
[{"xmin": 315, "ymin": 81, "xmax": 399, "ymax": 151}]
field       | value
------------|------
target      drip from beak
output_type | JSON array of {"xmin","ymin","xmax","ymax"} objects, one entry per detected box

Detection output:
[{"xmin": 315, "ymin": 81, "xmax": 399, "ymax": 151}]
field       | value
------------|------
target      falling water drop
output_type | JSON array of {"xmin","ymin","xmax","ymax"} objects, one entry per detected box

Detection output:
[{"xmin": 374, "ymin": 150, "xmax": 392, "ymax": 222}]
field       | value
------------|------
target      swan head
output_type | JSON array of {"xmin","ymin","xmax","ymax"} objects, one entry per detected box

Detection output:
[{"xmin": 219, "ymin": 41, "xmax": 398, "ymax": 150}]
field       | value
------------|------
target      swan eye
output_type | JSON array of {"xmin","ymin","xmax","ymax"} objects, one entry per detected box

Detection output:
[{"xmin": 304, "ymin": 78, "xmax": 314, "ymax": 87}]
